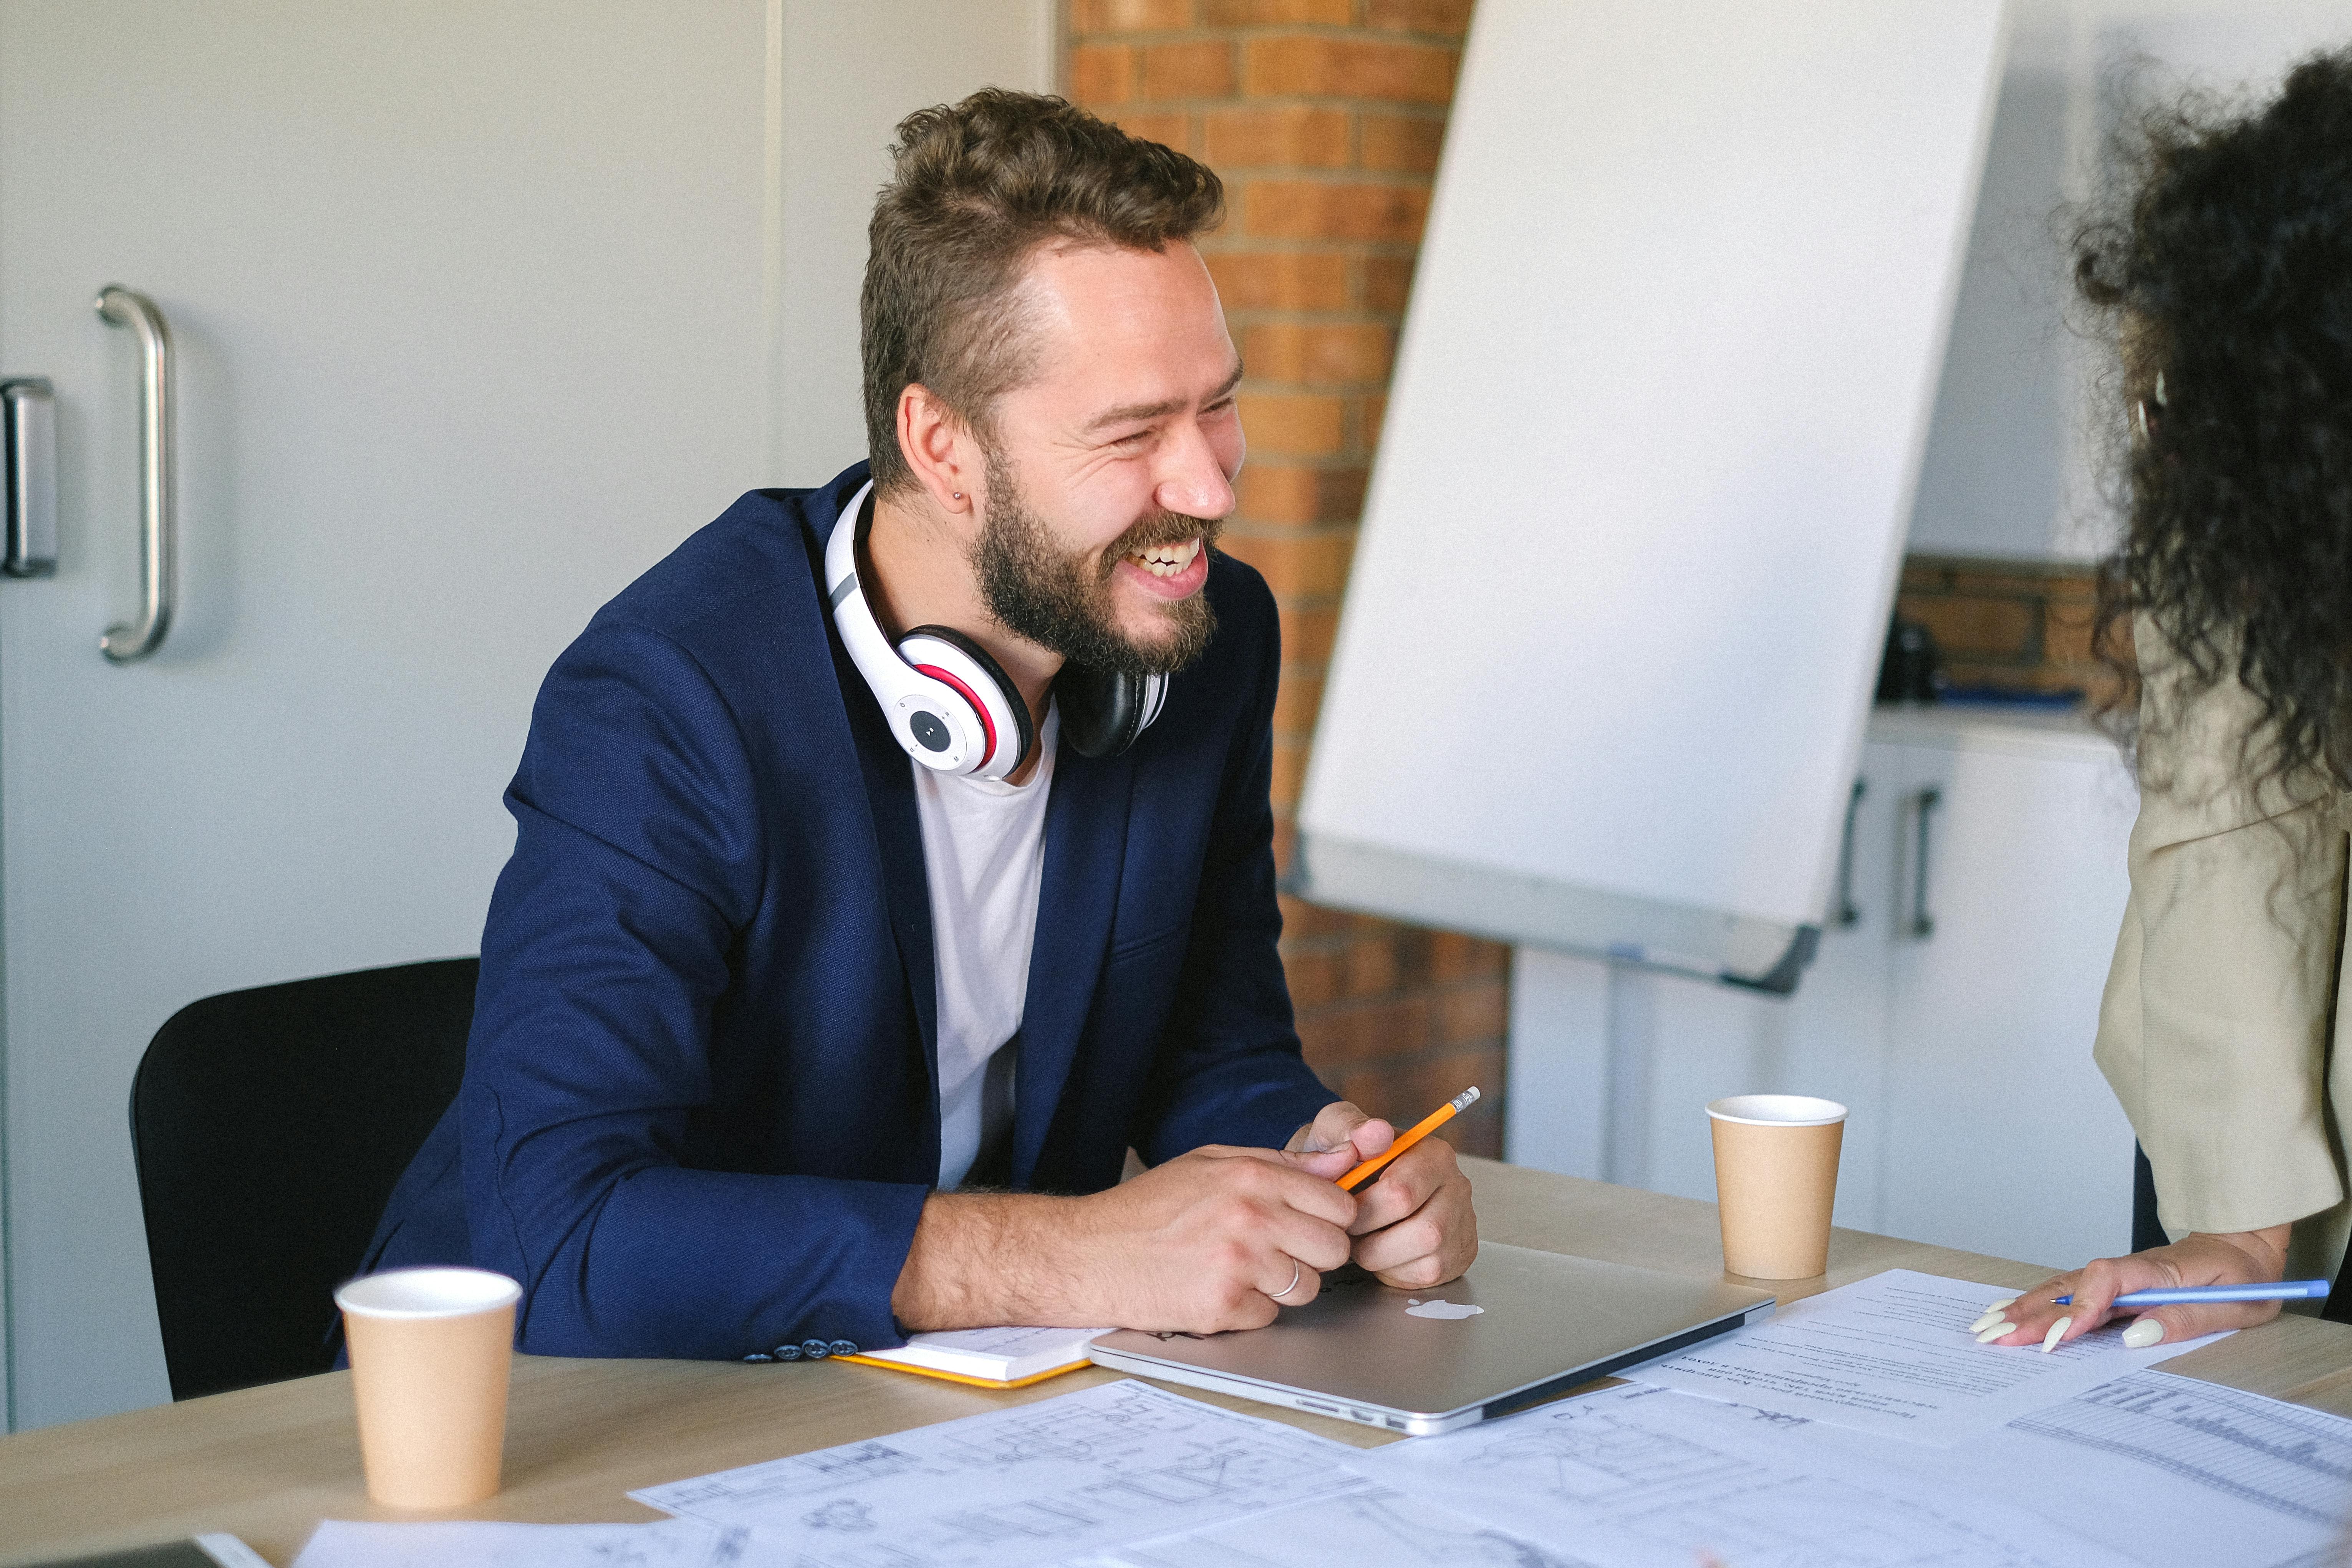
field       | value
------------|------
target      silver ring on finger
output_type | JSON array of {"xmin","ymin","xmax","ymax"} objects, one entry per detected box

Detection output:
[{"xmin": 1268, "ymin": 1259, "xmax": 1303, "ymax": 1300}]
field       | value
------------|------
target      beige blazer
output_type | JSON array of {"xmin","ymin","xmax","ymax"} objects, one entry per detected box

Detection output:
[{"xmin": 2095, "ymin": 615, "xmax": 2352, "ymax": 1281}]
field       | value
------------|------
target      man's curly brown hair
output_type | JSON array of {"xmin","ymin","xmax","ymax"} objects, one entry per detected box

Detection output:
[
  {"xmin": 2081, "ymin": 51, "xmax": 2352, "ymax": 790},
  {"xmin": 861, "ymin": 89, "xmax": 1224, "ymax": 497}
]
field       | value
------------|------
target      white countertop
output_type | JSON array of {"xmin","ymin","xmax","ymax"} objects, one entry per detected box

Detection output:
[{"xmin": 1866, "ymin": 702, "xmax": 2123, "ymax": 762}]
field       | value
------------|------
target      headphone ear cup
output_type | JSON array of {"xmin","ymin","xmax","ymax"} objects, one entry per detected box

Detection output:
[
  {"xmin": 1057, "ymin": 662, "xmax": 1145, "ymax": 759},
  {"xmin": 897, "ymin": 625, "xmax": 1034, "ymax": 779}
]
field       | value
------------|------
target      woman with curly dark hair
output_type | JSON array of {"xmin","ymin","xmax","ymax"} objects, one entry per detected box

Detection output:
[{"xmin": 1981, "ymin": 52, "xmax": 2352, "ymax": 1356}]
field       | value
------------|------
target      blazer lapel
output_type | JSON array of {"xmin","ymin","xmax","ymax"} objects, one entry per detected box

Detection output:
[
  {"xmin": 829, "ymin": 624, "xmax": 942, "ymax": 1180},
  {"xmin": 848, "ymin": 688, "xmax": 939, "ymax": 1097},
  {"xmin": 1010, "ymin": 737, "xmax": 1135, "ymax": 1187}
]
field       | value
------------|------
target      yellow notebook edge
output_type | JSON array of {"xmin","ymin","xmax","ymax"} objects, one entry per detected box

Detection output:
[{"xmin": 833, "ymin": 1352, "xmax": 1096, "ymax": 1391}]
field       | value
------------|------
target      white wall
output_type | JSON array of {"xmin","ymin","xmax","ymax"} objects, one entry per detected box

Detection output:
[
  {"xmin": 772, "ymin": 0, "xmax": 1055, "ymax": 485},
  {"xmin": 1909, "ymin": 0, "xmax": 2352, "ymax": 563},
  {"xmin": 0, "ymin": 0, "xmax": 1050, "ymax": 1432}
]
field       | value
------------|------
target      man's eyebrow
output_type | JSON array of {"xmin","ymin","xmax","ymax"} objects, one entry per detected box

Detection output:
[{"xmin": 1082, "ymin": 361, "xmax": 1246, "ymax": 436}]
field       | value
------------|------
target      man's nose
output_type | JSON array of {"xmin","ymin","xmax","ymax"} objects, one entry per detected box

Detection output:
[{"xmin": 1155, "ymin": 420, "xmax": 1239, "ymax": 521}]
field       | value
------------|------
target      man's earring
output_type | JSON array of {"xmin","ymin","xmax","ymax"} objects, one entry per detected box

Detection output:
[{"xmin": 951, "ymin": 491, "xmax": 963, "ymax": 500}]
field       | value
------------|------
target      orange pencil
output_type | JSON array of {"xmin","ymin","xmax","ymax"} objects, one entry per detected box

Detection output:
[{"xmin": 1336, "ymin": 1086, "xmax": 1479, "ymax": 1192}]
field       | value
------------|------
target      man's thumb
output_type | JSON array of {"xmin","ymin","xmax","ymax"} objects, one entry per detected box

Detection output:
[{"xmin": 1282, "ymin": 1145, "xmax": 1359, "ymax": 1181}]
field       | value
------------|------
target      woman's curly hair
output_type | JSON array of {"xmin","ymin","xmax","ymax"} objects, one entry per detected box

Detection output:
[{"xmin": 2081, "ymin": 50, "xmax": 2352, "ymax": 790}]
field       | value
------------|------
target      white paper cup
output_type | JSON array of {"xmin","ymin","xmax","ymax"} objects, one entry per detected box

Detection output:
[
  {"xmin": 336, "ymin": 1267, "xmax": 521, "ymax": 1508},
  {"xmin": 1707, "ymin": 1095, "xmax": 1847, "ymax": 1280}
]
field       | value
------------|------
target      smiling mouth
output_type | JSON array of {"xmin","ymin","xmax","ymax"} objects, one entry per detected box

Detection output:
[{"xmin": 1128, "ymin": 536, "xmax": 1203, "ymax": 579}]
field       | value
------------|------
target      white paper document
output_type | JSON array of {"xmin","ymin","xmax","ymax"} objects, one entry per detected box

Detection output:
[
  {"xmin": 1936, "ymin": 1369, "xmax": 2352, "ymax": 1566},
  {"xmin": 292, "ymin": 1518, "xmax": 746, "ymax": 1568},
  {"xmin": 1355, "ymin": 1370, "xmax": 2352, "ymax": 1568},
  {"xmin": 1070, "ymin": 1484, "xmax": 1579, "ymax": 1568},
  {"xmin": 1630, "ymin": 1268, "xmax": 2228, "ymax": 1444},
  {"xmin": 1352, "ymin": 1381, "xmax": 2143, "ymax": 1568},
  {"xmin": 631, "ymin": 1379, "xmax": 1370, "ymax": 1568}
]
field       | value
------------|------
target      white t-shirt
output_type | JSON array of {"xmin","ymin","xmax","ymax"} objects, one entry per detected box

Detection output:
[{"xmin": 913, "ymin": 706, "xmax": 1056, "ymax": 1190}]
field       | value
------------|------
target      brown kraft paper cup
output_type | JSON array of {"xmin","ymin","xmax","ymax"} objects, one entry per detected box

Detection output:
[
  {"xmin": 335, "ymin": 1267, "xmax": 522, "ymax": 1509},
  {"xmin": 1708, "ymin": 1095, "xmax": 1846, "ymax": 1280}
]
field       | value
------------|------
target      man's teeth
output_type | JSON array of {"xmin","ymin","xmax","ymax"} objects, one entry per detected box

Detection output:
[{"xmin": 1129, "ymin": 537, "xmax": 1203, "ymax": 578}]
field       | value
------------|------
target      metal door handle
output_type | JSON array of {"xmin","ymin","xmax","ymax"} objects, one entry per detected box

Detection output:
[
  {"xmin": 1, "ymin": 378, "xmax": 56, "ymax": 577},
  {"xmin": 94, "ymin": 285, "xmax": 173, "ymax": 662},
  {"xmin": 1909, "ymin": 786, "xmax": 1941, "ymax": 939},
  {"xmin": 1833, "ymin": 777, "xmax": 1865, "ymax": 928}
]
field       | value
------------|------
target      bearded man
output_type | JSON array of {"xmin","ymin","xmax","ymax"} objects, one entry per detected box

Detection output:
[{"xmin": 361, "ymin": 90, "xmax": 1477, "ymax": 1361}]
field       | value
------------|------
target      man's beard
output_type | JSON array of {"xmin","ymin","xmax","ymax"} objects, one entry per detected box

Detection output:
[{"xmin": 971, "ymin": 447, "xmax": 1220, "ymax": 677}]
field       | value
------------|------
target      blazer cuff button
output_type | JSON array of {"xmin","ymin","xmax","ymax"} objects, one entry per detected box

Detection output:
[
  {"xmin": 741, "ymin": 1352, "xmax": 775, "ymax": 1363},
  {"xmin": 773, "ymin": 1344, "xmax": 803, "ymax": 1361},
  {"xmin": 828, "ymin": 1339, "xmax": 859, "ymax": 1356},
  {"xmin": 800, "ymin": 1339, "xmax": 832, "ymax": 1359}
]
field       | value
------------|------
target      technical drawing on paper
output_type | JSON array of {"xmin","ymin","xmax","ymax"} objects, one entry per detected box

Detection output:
[
  {"xmin": 1353, "ymin": 1382, "xmax": 2142, "ymax": 1568},
  {"xmin": 1464, "ymin": 1406, "xmax": 1752, "ymax": 1503},
  {"xmin": 628, "ymin": 1379, "xmax": 1371, "ymax": 1568},
  {"xmin": 289, "ymin": 1518, "xmax": 753, "ymax": 1568},
  {"xmin": 2008, "ymin": 1372, "xmax": 2352, "ymax": 1526},
  {"xmin": 803, "ymin": 1500, "xmax": 879, "ymax": 1533},
  {"xmin": 1086, "ymin": 1484, "xmax": 1590, "ymax": 1568},
  {"xmin": 1459, "ymin": 1411, "xmax": 2084, "ymax": 1566}
]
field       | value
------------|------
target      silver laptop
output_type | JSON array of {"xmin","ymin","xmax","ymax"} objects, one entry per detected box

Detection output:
[{"xmin": 1087, "ymin": 1242, "xmax": 1775, "ymax": 1436}]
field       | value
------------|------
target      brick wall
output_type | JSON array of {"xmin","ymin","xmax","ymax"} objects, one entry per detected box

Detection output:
[
  {"xmin": 1895, "ymin": 555, "xmax": 2117, "ymax": 702},
  {"xmin": 1066, "ymin": 0, "xmax": 1508, "ymax": 1157}
]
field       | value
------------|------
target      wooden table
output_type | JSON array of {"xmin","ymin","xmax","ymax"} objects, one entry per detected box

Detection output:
[{"xmin": 5, "ymin": 1157, "xmax": 2347, "ymax": 1565}]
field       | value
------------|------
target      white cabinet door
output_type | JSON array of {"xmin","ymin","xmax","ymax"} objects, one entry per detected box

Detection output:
[
  {"xmin": 1879, "ymin": 723, "xmax": 2138, "ymax": 1270},
  {"xmin": 0, "ymin": 0, "xmax": 1046, "ymax": 1431},
  {"xmin": 1506, "ymin": 743, "xmax": 1900, "ymax": 1231},
  {"xmin": 1506, "ymin": 717, "xmax": 2139, "ymax": 1272}
]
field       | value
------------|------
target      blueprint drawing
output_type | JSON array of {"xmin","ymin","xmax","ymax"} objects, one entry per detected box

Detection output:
[
  {"xmin": 1353, "ymin": 1381, "xmax": 2142, "ymax": 1567},
  {"xmin": 293, "ymin": 1519, "xmax": 750, "ymax": 1568},
  {"xmin": 631, "ymin": 1380, "xmax": 1371, "ymax": 1568},
  {"xmin": 1074, "ymin": 1483, "xmax": 1585, "ymax": 1568}
]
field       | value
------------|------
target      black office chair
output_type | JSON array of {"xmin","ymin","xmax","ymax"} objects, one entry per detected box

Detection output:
[{"xmin": 128, "ymin": 957, "xmax": 478, "ymax": 1400}]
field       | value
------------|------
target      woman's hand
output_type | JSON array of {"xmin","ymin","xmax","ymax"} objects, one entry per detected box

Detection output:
[{"xmin": 1977, "ymin": 1225, "xmax": 2293, "ymax": 1350}]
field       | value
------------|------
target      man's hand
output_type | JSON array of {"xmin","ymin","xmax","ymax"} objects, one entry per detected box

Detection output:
[
  {"xmin": 1979, "ymin": 1225, "xmax": 2292, "ymax": 1350},
  {"xmin": 1287, "ymin": 1101, "xmax": 1479, "ymax": 1290},
  {"xmin": 891, "ymin": 1145, "xmax": 1358, "ymax": 1335}
]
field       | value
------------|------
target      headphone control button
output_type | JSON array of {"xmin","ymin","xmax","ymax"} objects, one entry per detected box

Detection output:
[{"xmin": 909, "ymin": 712, "xmax": 951, "ymax": 752}]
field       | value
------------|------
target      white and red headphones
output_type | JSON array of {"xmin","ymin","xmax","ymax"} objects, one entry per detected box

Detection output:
[{"xmin": 827, "ymin": 481, "xmax": 1170, "ymax": 777}]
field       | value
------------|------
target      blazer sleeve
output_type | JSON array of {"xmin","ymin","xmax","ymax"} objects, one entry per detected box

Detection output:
[
  {"xmin": 2095, "ymin": 613, "xmax": 2352, "ymax": 1242},
  {"xmin": 1132, "ymin": 574, "xmax": 1337, "ymax": 1163},
  {"xmin": 461, "ymin": 621, "xmax": 927, "ymax": 1360}
]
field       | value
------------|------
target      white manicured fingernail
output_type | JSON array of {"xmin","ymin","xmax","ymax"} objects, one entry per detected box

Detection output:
[
  {"xmin": 2040, "ymin": 1317, "xmax": 2070, "ymax": 1353},
  {"xmin": 1967, "ymin": 1310, "xmax": 2004, "ymax": 1333},
  {"xmin": 1988, "ymin": 1295, "xmax": 2017, "ymax": 1312},
  {"xmin": 2121, "ymin": 1318, "xmax": 2163, "ymax": 1349},
  {"xmin": 1974, "ymin": 1321, "xmax": 2011, "ymax": 1343}
]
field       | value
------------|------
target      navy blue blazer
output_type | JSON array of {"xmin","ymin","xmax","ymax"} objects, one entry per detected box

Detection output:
[{"xmin": 363, "ymin": 462, "xmax": 1336, "ymax": 1361}]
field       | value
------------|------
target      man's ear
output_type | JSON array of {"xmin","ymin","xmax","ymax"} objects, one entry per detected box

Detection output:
[{"xmin": 896, "ymin": 383, "xmax": 979, "ymax": 518}]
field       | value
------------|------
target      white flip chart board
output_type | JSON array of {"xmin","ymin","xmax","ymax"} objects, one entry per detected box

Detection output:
[{"xmin": 1294, "ymin": 0, "xmax": 2009, "ymax": 990}]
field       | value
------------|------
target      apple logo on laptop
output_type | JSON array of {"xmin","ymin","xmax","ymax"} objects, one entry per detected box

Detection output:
[{"xmin": 1405, "ymin": 1298, "xmax": 1483, "ymax": 1320}]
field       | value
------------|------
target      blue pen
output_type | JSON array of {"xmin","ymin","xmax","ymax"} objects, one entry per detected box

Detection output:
[{"xmin": 2050, "ymin": 1279, "xmax": 2332, "ymax": 1307}]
